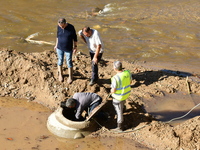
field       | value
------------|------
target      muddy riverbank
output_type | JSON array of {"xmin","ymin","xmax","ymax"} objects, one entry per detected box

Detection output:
[{"xmin": 0, "ymin": 49, "xmax": 199, "ymax": 150}]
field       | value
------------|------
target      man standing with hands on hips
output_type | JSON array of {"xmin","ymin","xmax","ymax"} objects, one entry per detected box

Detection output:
[
  {"xmin": 110, "ymin": 61, "xmax": 132, "ymax": 132},
  {"xmin": 78, "ymin": 26, "xmax": 104, "ymax": 86},
  {"xmin": 54, "ymin": 18, "xmax": 77, "ymax": 84}
]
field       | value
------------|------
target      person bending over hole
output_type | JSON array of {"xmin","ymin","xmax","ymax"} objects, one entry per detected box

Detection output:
[{"xmin": 61, "ymin": 92, "xmax": 102, "ymax": 121}]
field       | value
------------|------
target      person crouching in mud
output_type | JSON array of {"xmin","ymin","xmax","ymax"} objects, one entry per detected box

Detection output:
[{"xmin": 61, "ymin": 92, "xmax": 102, "ymax": 121}]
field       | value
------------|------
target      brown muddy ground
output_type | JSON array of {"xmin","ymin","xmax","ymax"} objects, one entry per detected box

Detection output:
[
  {"xmin": 0, "ymin": 97, "xmax": 151, "ymax": 150},
  {"xmin": 0, "ymin": 49, "xmax": 199, "ymax": 150}
]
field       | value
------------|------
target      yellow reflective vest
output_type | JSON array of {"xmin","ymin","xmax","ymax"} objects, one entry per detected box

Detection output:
[{"xmin": 111, "ymin": 70, "xmax": 131, "ymax": 101}]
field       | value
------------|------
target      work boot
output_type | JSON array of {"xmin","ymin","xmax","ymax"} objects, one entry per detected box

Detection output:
[
  {"xmin": 89, "ymin": 79, "xmax": 96, "ymax": 86},
  {"xmin": 111, "ymin": 123, "xmax": 123, "ymax": 133},
  {"xmin": 58, "ymin": 65, "xmax": 63, "ymax": 82},
  {"xmin": 67, "ymin": 67, "xmax": 73, "ymax": 84}
]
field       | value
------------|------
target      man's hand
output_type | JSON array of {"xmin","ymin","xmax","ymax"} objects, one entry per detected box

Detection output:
[
  {"xmin": 73, "ymin": 47, "xmax": 77, "ymax": 54},
  {"xmin": 54, "ymin": 46, "xmax": 57, "ymax": 51},
  {"xmin": 92, "ymin": 57, "xmax": 98, "ymax": 64}
]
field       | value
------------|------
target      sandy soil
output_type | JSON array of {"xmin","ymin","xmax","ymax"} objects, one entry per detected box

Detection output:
[{"xmin": 0, "ymin": 48, "xmax": 199, "ymax": 150}]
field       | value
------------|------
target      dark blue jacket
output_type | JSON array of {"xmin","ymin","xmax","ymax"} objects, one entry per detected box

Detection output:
[{"xmin": 57, "ymin": 23, "xmax": 77, "ymax": 51}]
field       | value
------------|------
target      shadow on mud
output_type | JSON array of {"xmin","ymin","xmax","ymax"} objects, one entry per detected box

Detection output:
[
  {"xmin": 132, "ymin": 69, "xmax": 193, "ymax": 88},
  {"xmin": 96, "ymin": 99, "xmax": 153, "ymax": 131}
]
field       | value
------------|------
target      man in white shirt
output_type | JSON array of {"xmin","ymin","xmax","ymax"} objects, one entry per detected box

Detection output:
[{"xmin": 78, "ymin": 26, "xmax": 104, "ymax": 86}]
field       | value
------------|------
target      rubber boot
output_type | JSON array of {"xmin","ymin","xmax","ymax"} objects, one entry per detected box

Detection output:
[
  {"xmin": 67, "ymin": 67, "xmax": 73, "ymax": 84},
  {"xmin": 111, "ymin": 123, "xmax": 123, "ymax": 132},
  {"xmin": 58, "ymin": 65, "xmax": 63, "ymax": 82}
]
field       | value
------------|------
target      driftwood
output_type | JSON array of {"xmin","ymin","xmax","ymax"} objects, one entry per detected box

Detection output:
[{"xmin": 25, "ymin": 32, "xmax": 54, "ymax": 45}]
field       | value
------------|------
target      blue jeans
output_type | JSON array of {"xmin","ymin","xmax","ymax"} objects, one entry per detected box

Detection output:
[
  {"xmin": 56, "ymin": 48, "xmax": 73, "ymax": 68},
  {"xmin": 90, "ymin": 52, "xmax": 103, "ymax": 81}
]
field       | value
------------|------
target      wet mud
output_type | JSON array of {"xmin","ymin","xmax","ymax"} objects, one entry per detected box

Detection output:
[{"xmin": 0, "ymin": 49, "xmax": 199, "ymax": 150}]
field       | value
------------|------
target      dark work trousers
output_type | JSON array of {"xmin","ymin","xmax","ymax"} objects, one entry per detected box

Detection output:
[
  {"xmin": 84, "ymin": 98, "xmax": 102, "ymax": 115},
  {"xmin": 88, "ymin": 97, "xmax": 102, "ymax": 114},
  {"xmin": 90, "ymin": 52, "xmax": 103, "ymax": 81}
]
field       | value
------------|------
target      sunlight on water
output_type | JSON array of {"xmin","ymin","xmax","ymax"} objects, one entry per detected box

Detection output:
[{"xmin": 0, "ymin": 0, "xmax": 200, "ymax": 71}]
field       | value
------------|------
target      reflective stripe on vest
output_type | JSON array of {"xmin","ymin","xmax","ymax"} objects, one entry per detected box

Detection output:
[{"xmin": 111, "ymin": 70, "xmax": 131, "ymax": 101}]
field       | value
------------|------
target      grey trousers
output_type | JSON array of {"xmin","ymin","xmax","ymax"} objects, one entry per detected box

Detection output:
[{"xmin": 112, "ymin": 99, "xmax": 126, "ymax": 124}]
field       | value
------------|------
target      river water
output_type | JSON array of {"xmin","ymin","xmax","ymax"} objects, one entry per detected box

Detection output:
[
  {"xmin": 1, "ymin": 0, "xmax": 200, "ymax": 73},
  {"xmin": 0, "ymin": 0, "xmax": 200, "ymax": 149}
]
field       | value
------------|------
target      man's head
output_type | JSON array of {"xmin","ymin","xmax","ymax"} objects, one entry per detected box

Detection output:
[
  {"xmin": 60, "ymin": 98, "xmax": 76, "ymax": 109},
  {"xmin": 65, "ymin": 98, "xmax": 76, "ymax": 108},
  {"xmin": 58, "ymin": 18, "xmax": 67, "ymax": 29},
  {"xmin": 113, "ymin": 61, "xmax": 122, "ymax": 71},
  {"xmin": 82, "ymin": 26, "xmax": 92, "ymax": 37}
]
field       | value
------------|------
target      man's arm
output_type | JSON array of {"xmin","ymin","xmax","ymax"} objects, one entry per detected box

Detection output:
[
  {"xmin": 54, "ymin": 38, "xmax": 58, "ymax": 50},
  {"xmin": 73, "ymin": 41, "xmax": 77, "ymax": 53},
  {"xmin": 111, "ymin": 87, "xmax": 116, "ymax": 93},
  {"xmin": 130, "ymin": 72, "xmax": 132, "ymax": 84},
  {"xmin": 78, "ymin": 30, "xmax": 87, "ymax": 44},
  {"xmin": 110, "ymin": 77, "xmax": 117, "ymax": 94},
  {"xmin": 93, "ymin": 44, "xmax": 101, "ymax": 64}
]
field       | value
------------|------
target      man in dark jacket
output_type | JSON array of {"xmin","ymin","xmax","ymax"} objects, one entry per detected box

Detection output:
[{"xmin": 54, "ymin": 18, "xmax": 77, "ymax": 84}]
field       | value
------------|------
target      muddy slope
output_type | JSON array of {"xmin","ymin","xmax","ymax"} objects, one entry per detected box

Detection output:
[{"xmin": 0, "ymin": 49, "xmax": 199, "ymax": 149}]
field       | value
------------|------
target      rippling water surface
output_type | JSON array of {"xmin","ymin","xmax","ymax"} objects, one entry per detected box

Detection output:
[
  {"xmin": 1, "ymin": 1, "xmax": 200, "ymax": 149},
  {"xmin": 1, "ymin": 0, "xmax": 200, "ymax": 72}
]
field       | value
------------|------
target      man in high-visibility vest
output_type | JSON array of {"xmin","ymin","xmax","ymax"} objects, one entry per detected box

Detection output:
[{"xmin": 110, "ymin": 61, "xmax": 132, "ymax": 132}]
